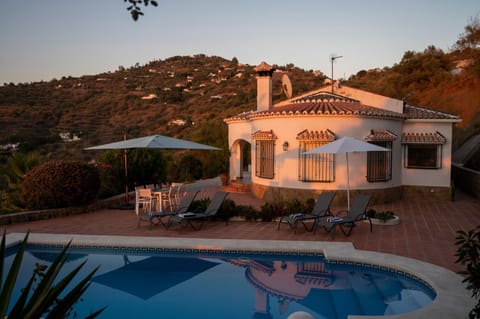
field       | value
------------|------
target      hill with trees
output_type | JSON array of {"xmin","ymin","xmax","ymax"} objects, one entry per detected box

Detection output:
[
  {"xmin": 345, "ymin": 16, "xmax": 480, "ymax": 147},
  {"xmin": 0, "ymin": 17, "xmax": 479, "ymax": 213},
  {"xmin": 0, "ymin": 55, "xmax": 326, "ymax": 162}
]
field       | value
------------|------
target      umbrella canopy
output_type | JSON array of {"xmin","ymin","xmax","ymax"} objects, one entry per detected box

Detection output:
[
  {"xmin": 304, "ymin": 137, "xmax": 390, "ymax": 209},
  {"xmin": 85, "ymin": 134, "xmax": 221, "ymax": 206},
  {"xmin": 85, "ymin": 134, "xmax": 221, "ymax": 151}
]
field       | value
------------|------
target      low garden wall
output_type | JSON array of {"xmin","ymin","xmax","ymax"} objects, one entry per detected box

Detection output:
[
  {"xmin": 251, "ymin": 184, "xmax": 453, "ymax": 204},
  {"xmin": 0, "ymin": 193, "xmax": 131, "ymax": 225},
  {"xmin": 452, "ymin": 163, "xmax": 480, "ymax": 199}
]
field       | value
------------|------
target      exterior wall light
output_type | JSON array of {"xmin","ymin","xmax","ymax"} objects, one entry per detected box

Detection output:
[{"xmin": 282, "ymin": 141, "xmax": 289, "ymax": 151}]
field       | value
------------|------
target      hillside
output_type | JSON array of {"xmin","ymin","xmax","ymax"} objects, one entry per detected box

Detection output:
[
  {"xmin": 344, "ymin": 47, "xmax": 480, "ymax": 147},
  {"xmin": 0, "ymin": 48, "xmax": 479, "ymax": 166},
  {"xmin": 0, "ymin": 55, "xmax": 326, "ymax": 162}
]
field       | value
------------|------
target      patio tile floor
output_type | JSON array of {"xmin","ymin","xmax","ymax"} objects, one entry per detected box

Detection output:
[{"xmin": 4, "ymin": 186, "xmax": 480, "ymax": 273}]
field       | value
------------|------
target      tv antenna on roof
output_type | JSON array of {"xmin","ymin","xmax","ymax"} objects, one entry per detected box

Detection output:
[{"xmin": 330, "ymin": 54, "xmax": 343, "ymax": 93}]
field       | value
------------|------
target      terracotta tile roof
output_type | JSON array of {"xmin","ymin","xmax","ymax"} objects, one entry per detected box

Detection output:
[
  {"xmin": 248, "ymin": 100, "xmax": 405, "ymax": 120},
  {"xmin": 401, "ymin": 132, "xmax": 446, "ymax": 144},
  {"xmin": 224, "ymin": 92, "xmax": 460, "ymax": 123},
  {"xmin": 292, "ymin": 92, "xmax": 359, "ymax": 104},
  {"xmin": 365, "ymin": 130, "xmax": 397, "ymax": 142},
  {"xmin": 251, "ymin": 130, "xmax": 277, "ymax": 140},
  {"xmin": 296, "ymin": 129, "xmax": 335, "ymax": 141},
  {"xmin": 404, "ymin": 104, "xmax": 460, "ymax": 120}
]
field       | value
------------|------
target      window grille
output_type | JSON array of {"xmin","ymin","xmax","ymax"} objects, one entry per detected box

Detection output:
[
  {"xmin": 255, "ymin": 140, "xmax": 275, "ymax": 179},
  {"xmin": 298, "ymin": 141, "xmax": 335, "ymax": 182},
  {"xmin": 367, "ymin": 141, "xmax": 392, "ymax": 182}
]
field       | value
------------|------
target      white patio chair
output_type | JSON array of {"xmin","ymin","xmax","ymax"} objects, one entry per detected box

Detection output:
[{"xmin": 136, "ymin": 188, "xmax": 153, "ymax": 227}]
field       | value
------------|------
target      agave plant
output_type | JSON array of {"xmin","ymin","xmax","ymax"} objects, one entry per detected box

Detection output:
[{"xmin": 0, "ymin": 231, "xmax": 106, "ymax": 319}]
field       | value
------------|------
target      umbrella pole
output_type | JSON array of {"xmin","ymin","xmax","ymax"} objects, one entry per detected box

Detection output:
[
  {"xmin": 124, "ymin": 148, "xmax": 129, "ymax": 204},
  {"xmin": 123, "ymin": 132, "xmax": 129, "ymax": 204},
  {"xmin": 346, "ymin": 152, "xmax": 350, "ymax": 211}
]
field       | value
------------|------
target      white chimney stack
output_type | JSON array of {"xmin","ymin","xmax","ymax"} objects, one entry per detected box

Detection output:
[{"xmin": 254, "ymin": 61, "xmax": 275, "ymax": 111}]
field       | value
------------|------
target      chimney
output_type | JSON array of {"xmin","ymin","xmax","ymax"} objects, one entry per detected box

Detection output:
[{"xmin": 254, "ymin": 61, "xmax": 275, "ymax": 111}]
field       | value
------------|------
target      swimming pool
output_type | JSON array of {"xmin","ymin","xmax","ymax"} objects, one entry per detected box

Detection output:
[
  {"xmin": 4, "ymin": 233, "xmax": 473, "ymax": 319},
  {"xmin": 5, "ymin": 244, "xmax": 435, "ymax": 319}
]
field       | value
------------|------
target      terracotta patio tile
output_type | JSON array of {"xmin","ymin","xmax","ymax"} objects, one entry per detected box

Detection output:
[{"xmin": 3, "ymin": 188, "xmax": 480, "ymax": 273}]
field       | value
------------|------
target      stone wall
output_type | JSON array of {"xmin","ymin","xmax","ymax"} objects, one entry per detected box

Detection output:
[
  {"xmin": 452, "ymin": 163, "xmax": 480, "ymax": 199},
  {"xmin": 251, "ymin": 184, "xmax": 403, "ymax": 206},
  {"xmin": 251, "ymin": 183, "xmax": 452, "ymax": 204},
  {"xmin": 0, "ymin": 194, "xmax": 130, "ymax": 225},
  {"xmin": 401, "ymin": 185, "xmax": 452, "ymax": 201}
]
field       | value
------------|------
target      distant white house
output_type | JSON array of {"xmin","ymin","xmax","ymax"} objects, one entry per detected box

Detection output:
[
  {"xmin": 0, "ymin": 143, "xmax": 20, "ymax": 152},
  {"xmin": 59, "ymin": 132, "xmax": 81, "ymax": 142},
  {"xmin": 141, "ymin": 93, "xmax": 158, "ymax": 100},
  {"xmin": 224, "ymin": 62, "xmax": 460, "ymax": 203},
  {"xmin": 168, "ymin": 119, "xmax": 187, "ymax": 126}
]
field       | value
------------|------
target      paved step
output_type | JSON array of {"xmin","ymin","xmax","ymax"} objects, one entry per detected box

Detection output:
[{"xmin": 223, "ymin": 181, "xmax": 251, "ymax": 193}]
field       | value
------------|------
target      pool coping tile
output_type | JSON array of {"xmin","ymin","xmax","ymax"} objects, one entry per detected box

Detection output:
[{"xmin": 6, "ymin": 232, "xmax": 475, "ymax": 319}]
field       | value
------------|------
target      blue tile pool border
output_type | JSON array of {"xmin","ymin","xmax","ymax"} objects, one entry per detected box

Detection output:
[{"xmin": 5, "ymin": 232, "xmax": 474, "ymax": 319}]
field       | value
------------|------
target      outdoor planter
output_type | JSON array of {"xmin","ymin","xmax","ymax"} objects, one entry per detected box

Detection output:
[
  {"xmin": 369, "ymin": 214, "xmax": 400, "ymax": 225},
  {"xmin": 365, "ymin": 209, "xmax": 400, "ymax": 226}
]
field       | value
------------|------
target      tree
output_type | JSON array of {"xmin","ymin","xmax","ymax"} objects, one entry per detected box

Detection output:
[
  {"xmin": 455, "ymin": 15, "xmax": 480, "ymax": 50},
  {"xmin": 0, "ymin": 152, "xmax": 43, "ymax": 213},
  {"xmin": 124, "ymin": 0, "xmax": 158, "ymax": 21}
]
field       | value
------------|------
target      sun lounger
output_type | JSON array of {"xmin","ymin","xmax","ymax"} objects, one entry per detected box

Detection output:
[
  {"xmin": 315, "ymin": 194, "xmax": 372, "ymax": 237},
  {"xmin": 147, "ymin": 190, "xmax": 199, "ymax": 229},
  {"xmin": 277, "ymin": 192, "xmax": 335, "ymax": 233},
  {"xmin": 166, "ymin": 191, "xmax": 229, "ymax": 230}
]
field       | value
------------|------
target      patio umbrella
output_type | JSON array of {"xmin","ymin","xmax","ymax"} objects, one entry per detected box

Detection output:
[
  {"xmin": 304, "ymin": 137, "xmax": 390, "ymax": 210},
  {"xmin": 85, "ymin": 134, "xmax": 221, "ymax": 151},
  {"xmin": 85, "ymin": 134, "xmax": 221, "ymax": 205}
]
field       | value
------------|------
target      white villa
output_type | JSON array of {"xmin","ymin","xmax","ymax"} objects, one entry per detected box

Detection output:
[{"xmin": 224, "ymin": 62, "xmax": 461, "ymax": 203}]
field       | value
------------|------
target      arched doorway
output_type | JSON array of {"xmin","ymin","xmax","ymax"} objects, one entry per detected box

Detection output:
[{"xmin": 230, "ymin": 139, "xmax": 251, "ymax": 182}]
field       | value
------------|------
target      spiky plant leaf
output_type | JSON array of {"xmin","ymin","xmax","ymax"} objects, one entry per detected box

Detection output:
[
  {"xmin": 0, "ymin": 231, "xmax": 29, "ymax": 317},
  {"xmin": 7, "ymin": 275, "xmax": 36, "ymax": 317},
  {"xmin": 0, "ymin": 232, "xmax": 104, "ymax": 319}
]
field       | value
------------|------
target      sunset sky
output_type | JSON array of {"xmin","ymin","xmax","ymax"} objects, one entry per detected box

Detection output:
[{"xmin": 1, "ymin": 0, "xmax": 478, "ymax": 84}]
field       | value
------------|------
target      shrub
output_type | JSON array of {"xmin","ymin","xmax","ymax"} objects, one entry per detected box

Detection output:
[
  {"xmin": 366, "ymin": 209, "xmax": 395, "ymax": 222},
  {"xmin": 259, "ymin": 202, "xmax": 282, "ymax": 222},
  {"xmin": 22, "ymin": 160, "xmax": 100, "ymax": 209},
  {"xmin": 455, "ymin": 226, "xmax": 480, "ymax": 318},
  {"xmin": 237, "ymin": 205, "xmax": 259, "ymax": 221},
  {"xmin": 258, "ymin": 198, "xmax": 310, "ymax": 222},
  {"xmin": 178, "ymin": 154, "xmax": 203, "ymax": 182},
  {"xmin": 190, "ymin": 197, "xmax": 210, "ymax": 212},
  {"xmin": 375, "ymin": 210, "xmax": 395, "ymax": 222},
  {"xmin": 216, "ymin": 198, "xmax": 236, "ymax": 222}
]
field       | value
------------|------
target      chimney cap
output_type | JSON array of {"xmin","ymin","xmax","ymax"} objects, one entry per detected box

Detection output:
[{"xmin": 255, "ymin": 61, "xmax": 275, "ymax": 75}]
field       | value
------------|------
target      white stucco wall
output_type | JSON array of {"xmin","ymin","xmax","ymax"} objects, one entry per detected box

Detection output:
[
  {"xmin": 401, "ymin": 121, "xmax": 454, "ymax": 187},
  {"xmin": 228, "ymin": 115, "xmax": 405, "ymax": 192},
  {"xmin": 277, "ymin": 85, "xmax": 404, "ymax": 114},
  {"xmin": 335, "ymin": 86, "xmax": 404, "ymax": 113}
]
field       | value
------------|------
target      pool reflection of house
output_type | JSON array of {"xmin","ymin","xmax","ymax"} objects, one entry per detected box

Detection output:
[
  {"xmin": 224, "ymin": 61, "xmax": 461, "ymax": 204},
  {"xmin": 230, "ymin": 258, "xmax": 431, "ymax": 319}
]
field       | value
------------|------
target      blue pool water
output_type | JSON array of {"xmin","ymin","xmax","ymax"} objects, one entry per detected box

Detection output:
[{"xmin": 5, "ymin": 245, "xmax": 435, "ymax": 319}]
